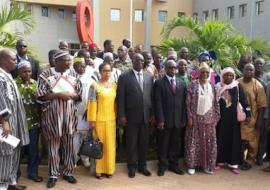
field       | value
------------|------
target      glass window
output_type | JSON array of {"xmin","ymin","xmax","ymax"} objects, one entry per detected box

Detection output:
[
  {"xmin": 72, "ymin": 11, "xmax": 76, "ymax": 21},
  {"xmin": 212, "ymin": 9, "xmax": 218, "ymax": 20},
  {"xmin": 227, "ymin": 6, "xmax": 235, "ymax": 19},
  {"xmin": 58, "ymin": 8, "xmax": 64, "ymax": 19},
  {"xmin": 68, "ymin": 43, "xmax": 80, "ymax": 56},
  {"xmin": 239, "ymin": 4, "xmax": 247, "ymax": 18},
  {"xmin": 256, "ymin": 0, "xmax": 264, "ymax": 15},
  {"xmin": 159, "ymin": 10, "xmax": 168, "ymax": 22},
  {"xmin": 110, "ymin": 9, "xmax": 121, "ymax": 21},
  {"xmin": 178, "ymin": 12, "xmax": 186, "ymax": 17},
  {"xmin": 41, "ymin": 6, "xmax": 49, "ymax": 17},
  {"xmin": 202, "ymin": 10, "xmax": 209, "ymax": 21},
  {"xmin": 193, "ymin": 12, "xmax": 198, "ymax": 21},
  {"xmin": 134, "ymin": 10, "xmax": 144, "ymax": 22}
]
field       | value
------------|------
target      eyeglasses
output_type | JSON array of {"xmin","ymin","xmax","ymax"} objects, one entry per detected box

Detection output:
[{"xmin": 18, "ymin": 45, "xmax": 27, "ymax": 48}]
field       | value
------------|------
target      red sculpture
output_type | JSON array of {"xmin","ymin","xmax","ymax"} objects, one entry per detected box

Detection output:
[{"xmin": 76, "ymin": 0, "xmax": 94, "ymax": 44}]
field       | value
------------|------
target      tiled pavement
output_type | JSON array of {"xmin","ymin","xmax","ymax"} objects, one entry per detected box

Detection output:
[{"xmin": 19, "ymin": 161, "xmax": 270, "ymax": 190}]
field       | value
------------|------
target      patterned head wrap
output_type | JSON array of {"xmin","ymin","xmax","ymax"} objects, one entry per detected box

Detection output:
[
  {"xmin": 54, "ymin": 51, "xmax": 69, "ymax": 60},
  {"xmin": 73, "ymin": 57, "xmax": 85, "ymax": 64},
  {"xmin": 18, "ymin": 60, "xmax": 31, "ymax": 69}
]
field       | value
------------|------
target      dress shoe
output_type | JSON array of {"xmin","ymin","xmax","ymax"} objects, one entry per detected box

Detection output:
[
  {"xmin": 8, "ymin": 185, "xmax": 26, "ymax": 190},
  {"xmin": 28, "ymin": 176, "xmax": 43, "ymax": 182},
  {"xmin": 47, "ymin": 178, "xmax": 57, "ymax": 188},
  {"xmin": 138, "ymin": 168, "xmax": 152, "ymax": 176},
  {"xmin": 263, "ymin": 166, "xmax": 270, "ymax": 172},
  {"xmin": 63, "ymin": 175, "xmax": 77, "ymax": 184},
  {"xmin": 128, "ymin": 169, "xmax": 136, "ymax": 178},
  {"xmin": 168, "ymin": 166, "xmax": 185, "ymax": 175},
  {"xmin": 240, "ymin": 162, "xmax": 252, "ymax": 171},
  {"xmin": 157, "ymin": 168, "xmax": 165, "ymax": 176}
]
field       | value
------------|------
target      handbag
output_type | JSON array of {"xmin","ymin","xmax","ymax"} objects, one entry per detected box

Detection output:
[
  {"xmin": 237, "ymin": 86, "xmax": 246, "ymax": 122},
  {"xmin": 79, "ymin": 129, "xmax": 103, "ymax": 159}
]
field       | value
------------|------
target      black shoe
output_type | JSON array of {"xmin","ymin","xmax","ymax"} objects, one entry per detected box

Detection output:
[
  {"xmin": 138, "ymin": 167, "xmax": 152, "ymax": 176},
  {"xmin": 240, "ymin": 162, "xmax": 252, "ymax": 171},
  {"xmin": 256, "ymin": 159, "xmax": 263, "ymax": 166},
  {"xmin": 128, "ymin": 169, "xmax": 136, "ymax": 178},
  {"xmin": 169, "ymin": 166, "xmax": 185, "ymax": 175},
  {"xmin": 263, "ymin": 157, "xmax": 270, "ymax": 162},
  {"xmin": 157, "ymin": 168, "xmax": 165, "ymax": 176},
  {"xmin": 28, "ymin": 175, "xmax": 43, "ymax": 182},
  {"xmin": 8, "ymin": 185, "xmax": 27, "ymax": 190},
  {"xmin": 47, "ymin": 178, "xmax": 57, "ymax": 189},
  {"xmin": 63, "ymin": 175, "xmax": 77, "ymax": 184}
]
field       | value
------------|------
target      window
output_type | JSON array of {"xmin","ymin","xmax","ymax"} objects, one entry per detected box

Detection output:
[
  {"xmin": 212, "ymin": 9, "xmax": 218, "ymax": 20},
  {"xmin": 178, "ymin": 12, "xmax": 186, "ymax": 17},
  {"xmin": 110, "ymin": 9, "xmax": 121, "ymax": 21},
  {"xmin": 158, "ymin": 10, "xmax": 168, "ymax": 22},
  {"xmin": 227, "ymin": 6, "xmax": 235, "ymax": 19},
  {"xmin": 72, "ymin": 11, "xmax": 76, "ymax": 21},
  {"xmin": 202, "ymin": 10, "xmax": 209, "ymax": 21},
  {"xmin": 68, "ymin": 43, "xmax": 80, "ymax": 56},
  {"xmin": 256, "ymin": 0, "xmax": 264, "ymax": 15},
  {"xmin": 193, "ymin": 12, "xmax": 198, "ymax": 21},
  {"xmin": 134, "ymin": 10, "xmax": 144, "ymax": 22},
  {"xmin": 239, "ymin": 4, "xmax": 247, "ymax": 18},
  {"xmin": 41, "ymin": 6, "xmax": 49, "ymax": 17},
  {"xmin": 58, "ymin": 8, "xmax": 64, "ymax": 19}
]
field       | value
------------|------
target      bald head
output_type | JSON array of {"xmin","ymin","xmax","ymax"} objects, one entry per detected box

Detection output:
[
  {"xmin": 0, "ymin": 48, "xmax": 17, "ymax": 72},
  {"xmin": 165, "ymin": 60, "xmax": 177, "ymax": 77},
  {"xmin": 59, "ymin": 41, "xmax": 68, "ymax": 51},
  {"xmin": 179, "ymin": 47, "xmax": 189, "ymax": 60},
  {"xmin": 118, "ymin": 45, "xmax": 128, "ymax": 59}
]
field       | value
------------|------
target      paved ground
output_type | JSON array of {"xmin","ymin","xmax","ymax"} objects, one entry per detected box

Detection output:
[{"xmin": 19, "ymin": 161, "xmax": 270, "ymax": 190}]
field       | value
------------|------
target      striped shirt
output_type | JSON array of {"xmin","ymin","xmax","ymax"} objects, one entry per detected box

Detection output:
[
  {"xmin": 37, "ymin": 68, "xmax": 82, "ymax": 139},
  {"xmin": 0, "ymin": 68, "xmax": 29, "ymax": 156}
]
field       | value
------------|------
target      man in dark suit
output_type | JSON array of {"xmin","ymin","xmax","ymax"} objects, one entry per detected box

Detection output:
[
  {"xmin": 153, "ymin": 60, "xmax": 186, "ymax": 176},
  {"xmin": 11, "ymin": 39, "xmax": 40, "ymax": 80},
  {"xmin": 117, "ymin": 53, "xmax": 153, "ymax": 178}
]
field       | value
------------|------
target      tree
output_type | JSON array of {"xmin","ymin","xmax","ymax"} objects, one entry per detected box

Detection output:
[
  {"xmin": 0, "ymin": 4, "xmax": 35, "ymax": 49},
  {"xmin": 160, "ymin": 16, "xmax": 270, "ymax": 74}
]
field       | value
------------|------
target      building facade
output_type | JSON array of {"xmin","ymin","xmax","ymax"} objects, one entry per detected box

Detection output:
[
  {"xmin": 193, "ymin": 0, "xmax": 269, "ymax": 41},
  {"xmin": 10, "ymin": 0, "xmax": 192, "ymax": 61}
]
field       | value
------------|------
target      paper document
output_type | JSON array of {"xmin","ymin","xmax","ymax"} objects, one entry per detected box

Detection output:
[
  {"xmin": 0, "ymin": 128, "xmax": 20, "ymax": 148},
  {"xmin": 52, "ymin": 76, "xmax": 75, "ymax": 93}
]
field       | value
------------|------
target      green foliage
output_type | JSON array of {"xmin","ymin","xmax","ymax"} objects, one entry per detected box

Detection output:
[
  {"xmin": 160, "ymin": 16, "xmax": 270, "ymax": 75},
  {"xmin": 0, "ymin": 4, "xmax": 38, "ymax": 59}
]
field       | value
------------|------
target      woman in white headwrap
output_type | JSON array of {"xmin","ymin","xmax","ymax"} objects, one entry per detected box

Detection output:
[
  {"xmin": 215, "ymin": 67, "xmax": 250, "ymax": 174},
  {"xmin": 185, "ymin": 62, "xmax": 220, "ymax": 175}
]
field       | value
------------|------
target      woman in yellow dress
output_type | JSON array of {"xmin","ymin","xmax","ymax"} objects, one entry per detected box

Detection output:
[{"xmin": 87, "ymin": 62, "xmax": 117, "ymax": 179}]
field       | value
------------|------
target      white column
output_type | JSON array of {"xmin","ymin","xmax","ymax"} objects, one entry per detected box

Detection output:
[
  {"xmin": 144, "ymin": 0, "xmax": 152, "ymax": 51},
  {"xmin": 129, "ymin": 0, "xmax": 133, "ymax": 42},
  {"xmin": 92, "ymin": 0, "xmax": 100, "ymax": 43}
]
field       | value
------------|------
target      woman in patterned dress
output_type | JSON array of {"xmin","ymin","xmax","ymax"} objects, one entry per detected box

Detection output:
[{"xmin": 185, "ymin": 62, "xmax": 220, "ymax": 175}]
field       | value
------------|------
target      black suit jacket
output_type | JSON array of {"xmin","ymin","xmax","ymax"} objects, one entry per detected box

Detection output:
[
  {"xmin": 11, "ymin": 55, "xmax": 40, "ymax": 80},
  {"xmin": 117, "ymin": 70, "xmax": 153, "ymax": 124},
  {"xmin": 153, "ymin": 76, "xmax": 186, "ymax": 128}
]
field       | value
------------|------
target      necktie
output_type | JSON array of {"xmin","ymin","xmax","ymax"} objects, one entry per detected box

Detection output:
[
  {"xmin": 137, "ymin": 72, "xmax": 143, "ymax": 91},
  {"xmin": 171, "ymin": 78, "xmax": 176, "ymax": 93}
]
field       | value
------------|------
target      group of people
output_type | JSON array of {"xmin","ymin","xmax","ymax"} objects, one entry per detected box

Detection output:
[{"xmin": 1, "ymin": 38, "xmax": 270, "ymax": 190}]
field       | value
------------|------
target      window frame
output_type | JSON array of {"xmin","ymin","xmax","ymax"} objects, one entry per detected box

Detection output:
[
  {"xmin": 202, "ymin": 10, "xmax": 209, "ymax": 21},
  {"xmin": 256, "ymin": 0, "xmax": 264, "ymax": 16},
  {"xmin": 110, "ymin": 8, "xmax": 121, "ymax": 22},
  {"xmin": 239, "ymin": 4, "xmax": 247, "ymax": 18},
  {"xmin": 212, "ymin": 9, "xmax": 218, "ymax": 20},
  {"xmin": 41, "ymin": 6, "xmax": 49, "ymax": 17},
  {"xmin": 134, "ymin": 9, "xmax": 144, "ymax": 22},
  {"xmin": 58, "ymin": 8, "xmax": 65, "ymax": 19},
  {"xmin": 227, "ymin": 6, "xmax": 235, "ymax": 19},
  {"xmin": 158, "ymin": 10, "xmax": 168, "ymax": 22}
]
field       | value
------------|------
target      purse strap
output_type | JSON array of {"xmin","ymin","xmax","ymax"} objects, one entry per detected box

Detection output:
[{"xmin": 92, "ymin": 128, "xmax": 100, "ymax": 140}]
